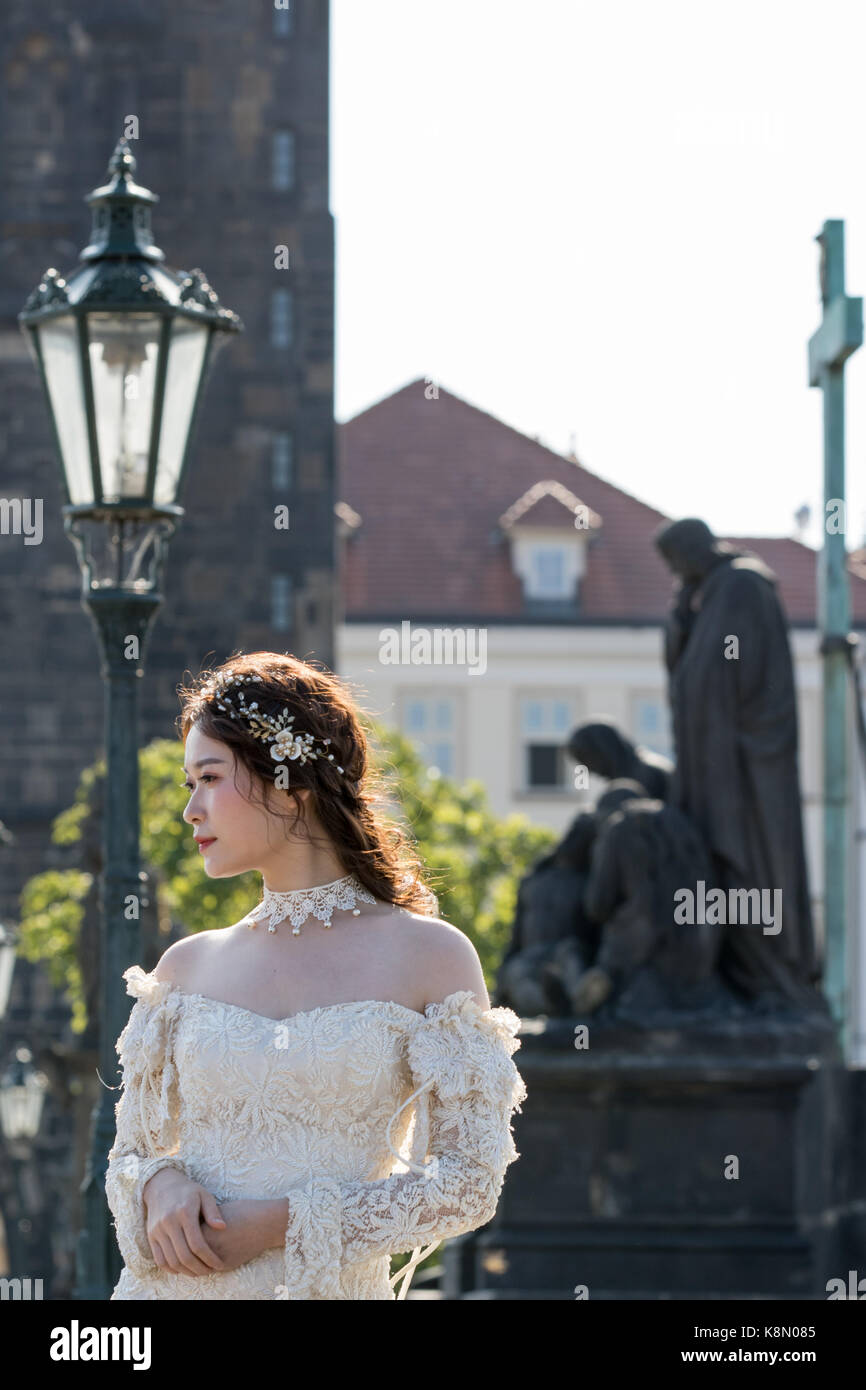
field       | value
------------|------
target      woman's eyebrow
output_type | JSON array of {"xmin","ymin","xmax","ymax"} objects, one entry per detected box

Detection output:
[{"xmin": 181, "ymin": 757, "xmax": 228, "ymax": 773}]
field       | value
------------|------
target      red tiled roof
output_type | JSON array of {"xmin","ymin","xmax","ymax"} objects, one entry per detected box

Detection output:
[{"xmin": 337, "ymin": 378, "xmax": 866, "ymax": 625}]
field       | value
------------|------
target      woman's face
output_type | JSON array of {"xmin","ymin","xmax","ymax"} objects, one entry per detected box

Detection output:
[{"xmin": 181, "ymin": 722, "xmax": 308, "ymax": 879}]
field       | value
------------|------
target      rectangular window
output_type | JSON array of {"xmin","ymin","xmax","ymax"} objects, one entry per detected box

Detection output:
[
  {"xmin": 402, "ymin": 696, "xmax": 456, "ymax": 778},
  {"xmin": 271, "ymin": 574, "xmax": 293, "ymax": 631},
  {"xmin": 271, "ymin": 432, "xmax": 294, "ymax": 489},
  {"xmin": 273, "ymin": 1, "xmax": 294, "ymax": 36},
  {"xmin": 271, "ymin": 130, "xmax": 295, "ymax": 191},
  {"xmin": 631, "ymin": 693, "xmax": 673, "ymax": 760},
  {"xmin": 520, "ymin": 694, "xmax": 575, "ymax": 790},
  {"xmin": 527, "ymin": 744, "xmax": 562, "ymax": 788},
  {"xmin": 270, "ymin": 289, "xmax": 293, "ymax": 348}
]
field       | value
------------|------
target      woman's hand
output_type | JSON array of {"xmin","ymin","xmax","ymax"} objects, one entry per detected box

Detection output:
[
  {"xmin": 142, "ymin": 1167, "xmax": 228, "ymax": 1276},
  {"xmin": 202, "ymin": 1199, "xmax": 290, "ymax": 1273}
]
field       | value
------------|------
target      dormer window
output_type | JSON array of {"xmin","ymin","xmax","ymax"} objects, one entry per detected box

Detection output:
[
  {"xmin": 496, "ymin": 480, "xmax": 601, "ymax": 610},
  {"xmin": 528, "ymin": 543, "xmax": 572, "ymax": 599}
]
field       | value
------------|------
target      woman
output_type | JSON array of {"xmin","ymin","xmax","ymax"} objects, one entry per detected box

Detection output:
[{"xmin": 105, "ymin": 651, "xmax": 527, "ymax": 1300}]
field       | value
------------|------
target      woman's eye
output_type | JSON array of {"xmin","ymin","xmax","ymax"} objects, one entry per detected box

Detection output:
[{"xmin": 180, "ymin": 775, "xmax": 216, "ymax": 791}]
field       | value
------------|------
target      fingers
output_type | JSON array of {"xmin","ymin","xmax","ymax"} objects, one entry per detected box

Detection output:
[
  {"xmin": 145, "ymin": 1186, "xmax": 229, "ymax": 1276},
  {"xmin": 149, "ymin": 1216, "xmax": 219, "ymax": 1276},
  {"xmin": 181, "ymin": 1212, "xmax": 226, "ymax": 1272},
  {"xmin": 161, "ymin": 1224, "xmax": 218, "ymax": 1277},
  {"xmin": 149, "ymin": 1233, "xmax": 168, "ymax": 1269},
  {"xmin": 200, "ymin": 1192, "xmax": 227, "ymax": 1229}
]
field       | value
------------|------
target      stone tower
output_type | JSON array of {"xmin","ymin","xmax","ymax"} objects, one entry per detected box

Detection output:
[{"xmin": 0, "ymin": 0, "xmax": 336, "ymax": 919}]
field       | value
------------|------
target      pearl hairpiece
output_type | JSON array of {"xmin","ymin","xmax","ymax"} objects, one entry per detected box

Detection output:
[{"xmin": 199, "ymin": 672, "xmax": 345, "ymax": 773}]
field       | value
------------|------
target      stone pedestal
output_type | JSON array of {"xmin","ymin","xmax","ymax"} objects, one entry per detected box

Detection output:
[{"xmin": 443, "ymin": 1011, "xmax": 866, "ymax": 1300}]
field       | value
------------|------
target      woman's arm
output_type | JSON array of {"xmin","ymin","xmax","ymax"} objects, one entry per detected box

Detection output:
[
  {"xmin": 278, "ymin": 935, "xmax": 526, "ymax": 1299},
  {"xmin": 194, "ymin": 1198, "xmax": 290, "ymax": 1272},
  {"xmin": 105, "ymin": 966, "xmax": 226, "ymax": 1277}
]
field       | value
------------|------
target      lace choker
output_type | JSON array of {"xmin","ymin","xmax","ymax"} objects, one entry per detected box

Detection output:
[{"xmin": 243, "ymin": 873, "xmax": 378, "ymax": 936}]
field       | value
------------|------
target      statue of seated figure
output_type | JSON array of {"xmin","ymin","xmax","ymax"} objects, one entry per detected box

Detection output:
[
  {"xmin": 495, "ymin": 784, "xmax": 647, "ymax": 1016},
  {"xmin": 570, "ymin": 781, "xmax": 741, "ymax": 1019}
]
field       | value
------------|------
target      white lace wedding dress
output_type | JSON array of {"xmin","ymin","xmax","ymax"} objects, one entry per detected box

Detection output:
[{"xmin": 105, "ymin": 964, "xmax": 527, "ymax": 1300}]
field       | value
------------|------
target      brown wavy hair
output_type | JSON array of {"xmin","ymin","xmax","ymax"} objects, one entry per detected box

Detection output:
[{"xmin": 175, "ymin": 651, "xmax": 439, "ymax": 917}]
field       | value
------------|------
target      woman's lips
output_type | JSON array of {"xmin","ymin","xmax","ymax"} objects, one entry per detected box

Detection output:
[{"xmin": 198, "ymin": 838, "xmax": 217, "ymax": 852}]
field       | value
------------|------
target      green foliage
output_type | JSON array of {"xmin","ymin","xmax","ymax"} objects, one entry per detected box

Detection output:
[
  {"xmin": 17, "ymin": 869, "xmax": 92, "ymax": 1033},
  {"xmin": 16, "ymin": 719, "xmax": 556, "ymax": 1027}
]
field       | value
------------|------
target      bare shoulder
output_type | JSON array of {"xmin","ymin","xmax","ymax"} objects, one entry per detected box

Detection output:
[
  {"xmin": 398, "ymin": 911, "xmax": 490, "ymax": 1011},
  {"xmin": 152, "ymin": 929, "xmax": 220, "ymax": 988}
]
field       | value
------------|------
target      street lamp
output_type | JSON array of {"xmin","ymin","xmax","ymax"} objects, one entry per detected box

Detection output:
[
  {"xmin": 19, "ymin": 137, "xmax": 241, "ymax": 582},
  {"xmin": 0, "ymin": 1046, "xmax": 48, "ymax": 1145},
  {"xmin": 18, "ymin": 138, "xmax": 242, "ymax": 1299},
  {"xmin": 0, "ymin": 925, "xmax": 16, "ymax": 1020}
]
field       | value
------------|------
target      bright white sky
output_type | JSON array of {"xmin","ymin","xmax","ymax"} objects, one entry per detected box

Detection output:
[{"xmin": 331, "ymin": 0, "xmax": 866, "ymax": 552}]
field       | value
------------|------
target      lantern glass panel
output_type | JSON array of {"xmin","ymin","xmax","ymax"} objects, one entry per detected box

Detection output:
[
  {"xmin": 87, "ymin": 312, "xmax": 162, "ymax": 502},
  {"xmin": 0, "ymin": 1079, "xmax": 43, "ymax": 1141},
  {"xmin": 154, "ymin": 316, "xmax": 210, "ymax": 505},
  {"xmin": 38, "ymin": 316, "xmax": 93, "ymax": 505}
]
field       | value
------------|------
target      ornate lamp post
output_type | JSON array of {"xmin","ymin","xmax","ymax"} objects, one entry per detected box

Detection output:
[
  {"xmin": 18, "ymin": 138, "xmax": 242, "ymax": 1299},
  {"xmin": 0, "ymin": 1045, "xmax": 49, "ymax": 1283}
]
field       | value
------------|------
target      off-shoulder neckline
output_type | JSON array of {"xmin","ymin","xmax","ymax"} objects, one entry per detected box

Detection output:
[
  {"xmin": 123, "ymin": 964, "xmax": 520, "ymax": 1037},
  {"xmin": 131, "ymin": 968, "xmax": 474, "ymax": 1028},
  {"xmin": 177, "ymin": 986, "xmax": 427, "ymax": 1029}
]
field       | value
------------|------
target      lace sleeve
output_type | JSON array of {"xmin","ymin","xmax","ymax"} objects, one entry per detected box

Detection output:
[
  {"xmin": 280, "ymin": 991, "xmax": 527, "ymax": 1299},
  {"xmin": 104, "ymin": 965, "xmax": 194, "ymax": 1276}
]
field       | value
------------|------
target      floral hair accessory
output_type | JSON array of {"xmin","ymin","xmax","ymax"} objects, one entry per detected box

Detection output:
[{"xmin": 200, "ymin": 672, "xmax": 345, "ymax": 772}]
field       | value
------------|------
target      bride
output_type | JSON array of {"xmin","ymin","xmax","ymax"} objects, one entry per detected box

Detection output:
[{"xmin": 105, "ymin": 651, "xmax": 527, "ymax": 1300}]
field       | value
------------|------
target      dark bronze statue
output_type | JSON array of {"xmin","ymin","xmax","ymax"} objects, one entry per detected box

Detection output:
[
  {"xmin": 654, "ymin": 517, "xmax": 824, "ymax": 1010},
  {"xmin": 567, "ymin": 720, "xmax": 673, "ymax": 801},
  {"xmin": 575, "ymin": 782, "xmax": 737, "ymax": 1018},
  {"xmin": 496, "ymin": 810, "xmax": 598, "ymax": 1016},
  {"xmin": 497, "ymin": 515, "xmax": 830, "ymax": 1023},
  {"xmin": 496, "ymin": 787, "xmax": 646, "ymax": 1016}
]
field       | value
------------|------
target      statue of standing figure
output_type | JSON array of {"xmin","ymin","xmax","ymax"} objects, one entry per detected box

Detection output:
[{"xmin": 653, "ymin": 518, "xmax": 826, "ymax": 1012}]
